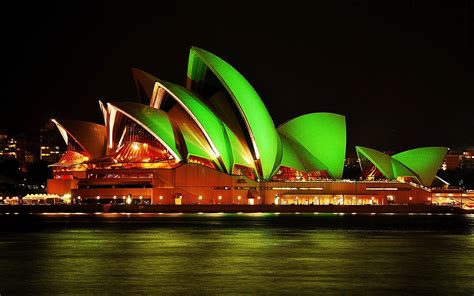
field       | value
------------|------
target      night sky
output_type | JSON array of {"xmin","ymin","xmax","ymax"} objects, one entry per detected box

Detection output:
[{"xmin": 2, "ymin": 1, "xmax": 473, "ymax": 155}]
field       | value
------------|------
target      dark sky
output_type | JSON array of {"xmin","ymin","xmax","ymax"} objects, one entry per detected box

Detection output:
[{"xmin": 2, "ymin": 1, "xmax": 473, "ymax": 155}]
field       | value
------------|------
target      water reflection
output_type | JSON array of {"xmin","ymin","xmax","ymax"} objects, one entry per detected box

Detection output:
[{"xmin": 0, "ymin": 213, "xmax": 473, "ymax": 294}]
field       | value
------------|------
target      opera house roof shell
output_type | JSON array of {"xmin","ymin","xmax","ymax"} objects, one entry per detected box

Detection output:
[
  {"xmin": 356, "ymin": 146, "xmax": 448, "ymax": 186},
  {"xmin": 50, "ymin": 47, "xmax": 447, "ymax": 185}
]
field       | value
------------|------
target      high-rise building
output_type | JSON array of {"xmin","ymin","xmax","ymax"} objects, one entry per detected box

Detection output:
[
  {"xmin": 0, "ymin": 129, "xmax": 9, "ymax": 159},
  {"xmin": 40, "ymin": 122, "xmax": 65, "ymax": 163},
  {"xmin": 442, "ymin": 148, "xmax": 474, "ymax": 170},
  {"xmin": 0, "ymin": 131, "xmax": 35, "ymax": 170},
  {"xmin": 1, "ymin": 137, "xmax": 18, "ymax": 159},
  {"xmin": 461, "ymin": 148, "xmax": 474, "ymax": 169}
]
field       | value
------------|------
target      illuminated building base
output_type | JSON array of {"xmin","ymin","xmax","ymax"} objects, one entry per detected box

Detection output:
[{"xmin": 47, "ymin": 163, "xmax": 444, "ymax": 206}]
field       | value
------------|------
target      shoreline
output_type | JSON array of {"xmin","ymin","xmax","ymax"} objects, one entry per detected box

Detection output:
[{"xmin": 0, "ymin": 204, "xmax": 472, "ymax": 215}]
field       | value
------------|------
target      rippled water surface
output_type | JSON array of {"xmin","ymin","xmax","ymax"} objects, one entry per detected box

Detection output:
[{"xmin": 0, "ymin": 213, "xmax": 473, "ymax": 295}]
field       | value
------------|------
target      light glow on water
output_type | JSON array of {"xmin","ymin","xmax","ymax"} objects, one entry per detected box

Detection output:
[{"xmin": 0, "ymin": 214, "xmax": 472, "ymax": 294}]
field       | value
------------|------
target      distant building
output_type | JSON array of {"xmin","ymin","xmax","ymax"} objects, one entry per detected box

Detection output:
[
  {"xmin": 0, "ymin": 125, "xmax": 64, "ymax": 165},
  {"xmin": 443, "ymin": 153, "xmax": 461, "ymax": 170},
  {"xmin": 25, "ymin": 151, "xmax": 36, "ymax": 163},
  {"xmin": 344, "ymin": 157, "xmax": 359, "ymax": 168},
  {"xmin": 0, "ymin": 136, "xmax": 18, "ymax": 159},
  {"xmin": 442, "ymin": 148, "xmax": 474, "ymax": 170},
  {"xmin": 0, "ymin": 131, "xmax": 35, "ymax": 170},
  {"xmin": 461, "ymin": 148, "xmax": 474, "ymax": 169},
  {"xmin": 40, "ymin": 122, "xmax": 65, "ymax": 163},
  {"xmin": 15, "ymin": 134, "xmax": 27, "ymax": 168},
  {"xmin": 0, "ymin": 129, "xmax": 7, "ymax": 141},
  {"xmin": 0, "ymin": 130, "xmax": 10, "ymax": 159}
]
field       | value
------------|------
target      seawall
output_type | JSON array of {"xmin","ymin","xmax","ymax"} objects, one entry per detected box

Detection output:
[{"xmin": 0, "ymin": 204, "xmax": 471, "ymax": 214}]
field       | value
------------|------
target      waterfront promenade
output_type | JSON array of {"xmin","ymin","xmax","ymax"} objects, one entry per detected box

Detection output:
[{"xmin": 0, "ymin": 204, "xmax": 471, "ymax": 214}]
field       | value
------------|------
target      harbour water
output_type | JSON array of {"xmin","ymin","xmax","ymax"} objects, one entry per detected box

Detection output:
[{"xmin": 0, "ymin": 213, "xmax": 473, "ymax": 294}]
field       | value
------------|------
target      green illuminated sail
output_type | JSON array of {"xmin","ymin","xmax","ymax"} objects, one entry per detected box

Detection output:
[
  {"xmin": 392, "ymin": 147, "xmax": 448, "ymax": 186},
  {"xmin": 278, "ymin": 113, "xmax": 346, "ymax": 179},
  {"xmin": 187, "ymin": 47, "xmax": 281, "ymax": 180},
  {"xmin": 356, "ymin": 146, "xmax": 394, "ymax": 179},
  {"xmin": 356, "ymin": 146, "xmax": 448, "ymax": 186}
]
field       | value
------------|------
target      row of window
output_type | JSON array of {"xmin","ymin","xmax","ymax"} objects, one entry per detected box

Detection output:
[
  {"xmin": 87, "ymin": 173, "xmax": 154, "ymax": 179},
  {"xmin": 78, "ymin": 184, "xmax": 152, "ymax": 189}
]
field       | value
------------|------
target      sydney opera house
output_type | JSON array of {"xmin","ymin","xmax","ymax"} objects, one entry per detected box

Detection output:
[{"xmin": 47, "ymin": 47, "xmax": 453, "ymax": 206}]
